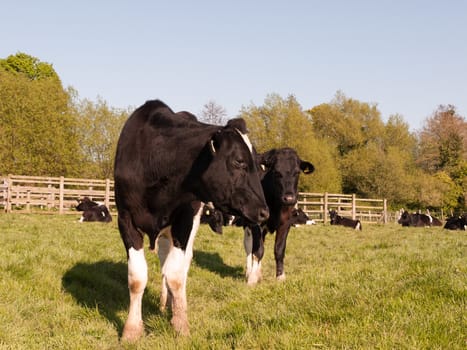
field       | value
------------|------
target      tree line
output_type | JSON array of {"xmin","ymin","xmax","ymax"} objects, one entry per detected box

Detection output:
[{"xmin": 1, "ymin": 53, "xmax": 465, "ymax": 211}]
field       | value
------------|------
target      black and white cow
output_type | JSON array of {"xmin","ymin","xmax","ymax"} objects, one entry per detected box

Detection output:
[
  {"xmin": 200, "ymin": 203, "xmax": 226, "ymax": 234},
  {"xmin": 242, "ymin": 148, "xmax": 314, "ymax": 285},
  {"xmin": 114, "ymin": 100, "xmax": 269, "ymax": 341},
  {"xmin": 76, "ymin": 197, "xmax": 112, "ymax": 223},
  {"xmin": 329, "ymin": 209, "xmax": 362, "ymax": 230},
  {"xmin": 397, "ymin": 209, "xmax": 442, "ymax": 227},
  {"xmin": 289, "ymin": 207, "xmax": 315, "ymax": 227},
  {"xmin": 444, "ymin": 215, "xmax": 467, "ymax": 230}
]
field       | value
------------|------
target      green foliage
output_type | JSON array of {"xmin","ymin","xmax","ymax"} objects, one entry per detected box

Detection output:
[
  {"xmin": 1, "ymin": 214, "xmax": 466, "ymax": 349},
  {"xmin": 0, "ymin": 59, "xmax": 81, "ymax": 176},
  {"xmin": 309, "ymin": 91, "xmax": 385, "ymax": 157},
  {"xmin": 0, "ymin": 52, "xmax": 60, "ymax": 81},
  {"xmin": 73, "ymin": 97, "xmax": 129, "ymax": 179},
  {"xmin": 239, "ymin": 94, "xmax": 341, "ymax": 192}
]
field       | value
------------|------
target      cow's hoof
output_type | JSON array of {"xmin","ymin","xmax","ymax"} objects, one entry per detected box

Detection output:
[
  {"xmin": 276, "ymin": 273, "xmax": 286, "ymax": 282},
  {"xmin": 121, "ymin": 321, "xmax": 144, "ymax": 342},
  {"xmin": 171, "ymin": 316, "xmax": 190, "ymax": 336}
]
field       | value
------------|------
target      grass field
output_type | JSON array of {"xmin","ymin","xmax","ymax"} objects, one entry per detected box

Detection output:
[{"xmin": 0, "ymin": 214, "xmax": 466, "ymax": 349}]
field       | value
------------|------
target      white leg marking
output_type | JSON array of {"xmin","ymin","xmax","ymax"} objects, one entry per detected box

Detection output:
[
  {"xmin": 248, "ymin": 256, "xmax": 262, "ymax": 285},
  {"xmin": 159, "ymin": 204, "xmax": 204, "ymax": 335},
  {"xmin": 122, "ymin": 247, "xmax": 147, "ymax": 342},
  {"xmin": 156, "ymin": 226, "xmax": 173, "ymax": 312},
  {"xmin": 243, "ymin": 227, "xmax": 253, "ymax": 280},
  {"xmin": 79, "ymin": 216, "xmax": 84, "ymax": 223},
  {"xmin": 243, "ymin": 227, "xmax": 262, "ymax": 285}
]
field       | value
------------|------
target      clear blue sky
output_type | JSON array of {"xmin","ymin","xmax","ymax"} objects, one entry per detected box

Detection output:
[{"xmin": 2, "ymin": 0, "xmax": 466, "ymax": 130}]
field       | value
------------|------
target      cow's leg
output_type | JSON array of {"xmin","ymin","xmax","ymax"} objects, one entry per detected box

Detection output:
[
  {"xmin": 274, "ymin": 224, "xmax": 291, "ymax": 281},
  {"xmin": 119, "ymin": 212, "xmax": 147, "ymax": 342},
  {"xmin": 156, "ymin": 227, "xmax": 172, "ymax": 313},
  {"xmin": 243, "ymin": 225, "xmax": 264, "ymax": 285},
  {"xmin": 159, "ymin": 202, "xmax": 203, "ymax": 335}
]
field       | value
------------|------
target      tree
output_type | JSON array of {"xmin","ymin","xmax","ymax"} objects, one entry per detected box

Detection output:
[
  {"xmin": 0, "ymin": 52, "xmax": 60, "ymax": 80},
  {"xmin": 417, "ymin": 105, "xmax": 467, "ymax": 173},
  {"xmin": 239, "ymin": 94, "xmax": 341, "ymax": 192},
  {"xmin": 0, "ymin": 53, "xmax": 81, "ymax": 176},
  {"xmin": 308, "ymin": 91, "xmax": 385, "ymax": 156},
  {"xmin": 72, "ymin": 96, "xmax": 129, "ymax": 179},
  {"xmin": 200, "ymin": 100, "xmax": 227, "ymax": 125}
]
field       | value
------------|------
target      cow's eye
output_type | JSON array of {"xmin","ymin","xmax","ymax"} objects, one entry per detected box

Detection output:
[{"xmin": 233, "ymin": 159, "xmax": 247, "ymax": 169}]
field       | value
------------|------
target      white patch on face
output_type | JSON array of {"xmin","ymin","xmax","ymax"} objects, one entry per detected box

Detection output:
[{"xmin": 235, "ymin": 128, "xmax": 253, "ymax": 154}]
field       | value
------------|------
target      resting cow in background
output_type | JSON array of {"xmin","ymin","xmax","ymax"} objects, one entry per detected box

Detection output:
[
  {"xmin": 242, "ymin": 148, "xmax": 314, "ymax": 285},
  {"xmin": 76, "ymin": 197, "xmax": 112, "ymax": 223},
  {"xmin": 329, "ymin": 209, "xmax": 362, "ymax": 230},
  {"xmin": 200, "ymin": 203, "xmax": 228, "ymax": 234},
  {"xmin": 444, "ymin": 215, "xmax": 467, "ymax": 230},
  {"xmin": 397, "ymin": 209, "xmax": 442, "ymax": 227},
  {"xmin": 289, "ymin": 207, "xmax": 315, "ymax": 227},
  {"xmin": 114, "ymin": 100, "xmax": 268, "ymax": 341}
]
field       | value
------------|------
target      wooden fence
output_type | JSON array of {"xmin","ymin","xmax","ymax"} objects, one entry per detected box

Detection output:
[
  {"xmin": 298, "ymin": 192, "xmax": 387, "ymax": 224},
  {"xmin": 0, "ymin": 174, "xmax": 114, "ymax": 214},
  {"xmin": 1, "ymin": 175, "xmax": 387, "ymax": 223}
]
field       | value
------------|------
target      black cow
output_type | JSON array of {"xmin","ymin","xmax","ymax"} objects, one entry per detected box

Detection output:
[
  {"xmin": 444, "ymin": 215, "xmax": 467, "ymax": 230},
  {"xmin": 329, "ymin": 209, "xmax": 362, "ymax": 230},
  {"xmin": 242, "ymin": 148, "xmax": 314, "ymax": 285},
  {"xmin": 114, "ymin": 100, "xmax": 268, "ymax": 341},
  {"xmin": 397, "ymin": 209, "xmax": 442, "ymax": 227},
  {"xmin": 76, "ymin": 197, "xmax": 112, "ymax": 223}
]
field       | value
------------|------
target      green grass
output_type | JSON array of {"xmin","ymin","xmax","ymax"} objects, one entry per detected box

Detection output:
[{"xmin": 0, "ymin": 214, "xmax": 466, "ymax": 349}]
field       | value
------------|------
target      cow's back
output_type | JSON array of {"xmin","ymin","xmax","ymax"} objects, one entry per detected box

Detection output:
[{"xmin": 114, "ymin": 100, "xmax": 219, "ymax": 221}]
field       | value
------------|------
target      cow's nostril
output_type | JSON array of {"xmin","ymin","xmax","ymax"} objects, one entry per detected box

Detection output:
[
  {"xmin": 283, "ymin": 195, "xmax": 295, "ymax": 204},
  {"xmin": 259, "ymin": 208, "xmax": 269, "ymax": 222}
]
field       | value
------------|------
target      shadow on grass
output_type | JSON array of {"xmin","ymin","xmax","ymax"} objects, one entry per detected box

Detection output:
[
  {"xmin": 193, "ymin": 250, "xmax": 244, "ymax": 279},
  {"xmin": 62, "ymin": 260, "xmax": 159, "ymax": 337}
]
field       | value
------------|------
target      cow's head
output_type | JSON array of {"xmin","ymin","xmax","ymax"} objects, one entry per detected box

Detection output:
[
  {"xmin": 329, "ymin": 209, "xmax": 338, "ymax": 224},
  {"xmin": 258, "ymin": 148, "xmax": 314, "ymax": 206},
  {"xmin": 76, "ymin": 197, "xmax": 99, "ymax": 212},
  {"xmin": 397, "ymin": 209, "xmax": 411, "ymax": 226},
  {"xmin": 197, "ymin": 118, "xmax": 269, "ymax": 224}
]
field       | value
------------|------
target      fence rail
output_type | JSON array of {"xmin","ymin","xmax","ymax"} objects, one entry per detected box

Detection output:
[
  {"xmin": 1, "ymin": 174, "xmax": 114, "ymax": 214},
  {"xmin": 1, "ymin": 174, "xmax": 387, "ymax": 223},
  {"xmin": 298, "ymin": 192, "xmax": 387, "ymax": 224}
]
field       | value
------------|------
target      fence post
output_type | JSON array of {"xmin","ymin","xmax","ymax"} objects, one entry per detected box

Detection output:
[
  {"xmin": 6, "ymin": 174, "xmax": 12, "ymax": 213},
  {"xmin": 352, "ymin": 193, "xmax": 356, "ymax": 220},
  {"xmin": 323, "ymin": 192, "xmax": 328, "ymax": 224},
  {"xmin": 105, "ymin": 178, "xmax": 110, "ymax": 208},
  {"xmin": 59, "ymin": 176, "xmax": 64, "ymax": 214},
  {"xmin": 383, "ymin": 199, "xmax": 387, "ymax": 224}
]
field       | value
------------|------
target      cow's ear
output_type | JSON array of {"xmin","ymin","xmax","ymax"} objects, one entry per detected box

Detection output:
[
  {"xmin": 209, "ymin": 131, "xmax": 221, "ymax": 155},
  {"xmin": 209, "ymin": 138, "xmax": 219, "ymax": 155},
  {"xmin": 226, "ymin": 118, "xmax": 247, "ymax": 133},
  {"xmin": 258, "ymin": 149, "xmax": 276, "ymax": 169},
  {"xmin": 300, "ymin": 160, "xmax": 314, "ymax": 174}
]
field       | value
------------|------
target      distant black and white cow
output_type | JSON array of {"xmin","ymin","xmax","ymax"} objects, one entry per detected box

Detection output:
[
  {"xmin": 289, "ymin": 207, "xmax": 315, "ymax": 227},
  {"xmin": 444, "ymin": 215, "xmax": 467, "ymax": 230},
  {"xmin": 329, "ymin": 209, "xmax": 362, "ymax": 230},
  {"xmin": 200, "ymin": 203, "xmax": 227, "ymax": 234},
  {"xmin": 397, "ymin": 209, "xmax": 442, "ymax": 227},
  {"xmin": 76, "ymin": 197, "xmax": 112, "ymax": 223},
  {"xmin": 242, "ymin": 148, "xmax": 314, "ymax": 285},
  {"xmin": 114, "ymin": 100, "xmax": 268, "ymax": 341}
]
